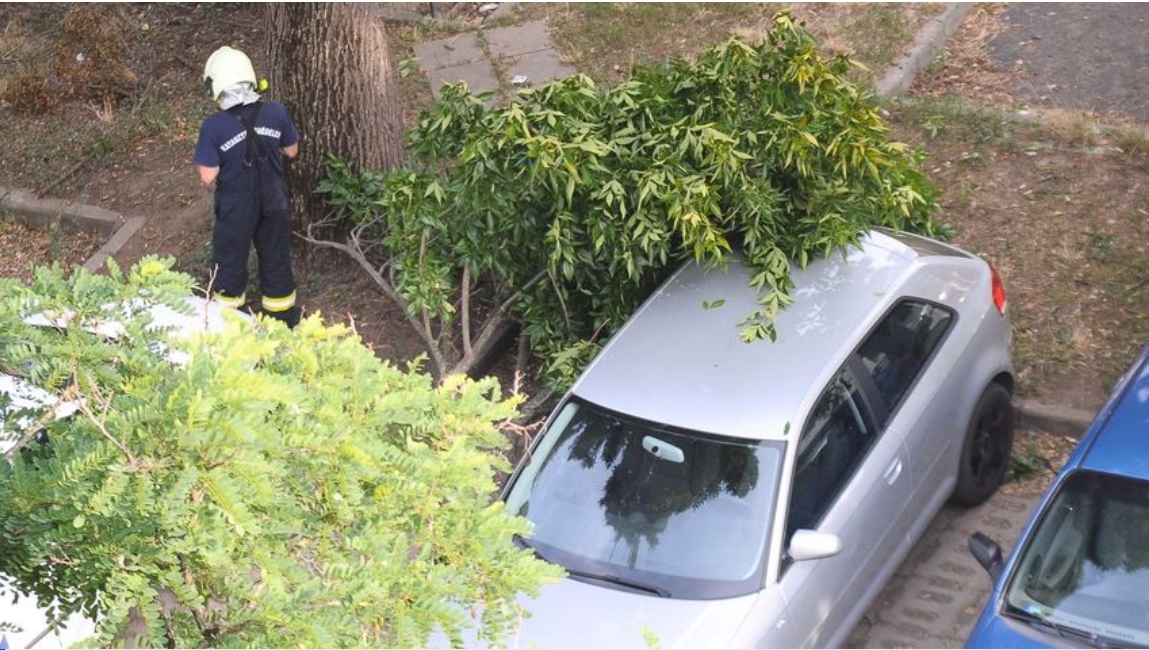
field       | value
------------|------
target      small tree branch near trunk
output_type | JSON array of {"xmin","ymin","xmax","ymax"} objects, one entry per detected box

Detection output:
[
  {"xmin": 301, "ymin": 216, "xmax": 544, "ymax": 381},
  {"xmin": 461, "ymin": 266, "xmax": 472, "ymax": 359},
  {"xmin": 299, "ymin": 221, "xmax": 450, "ymax": 377},
  {"xmin": 444, "ymin": 269, "xmax": 546, "ymax": 377}
]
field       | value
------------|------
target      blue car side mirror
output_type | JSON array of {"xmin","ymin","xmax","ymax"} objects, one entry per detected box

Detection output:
[{"xmin": 969, "ymin": 532, "xmax": 1004, "ymax": 580}]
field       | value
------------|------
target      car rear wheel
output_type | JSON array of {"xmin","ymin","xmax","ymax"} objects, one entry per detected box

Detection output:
[{"xmin": 952, "ymin": 383, "xmax": 1014, "ymax": 506}]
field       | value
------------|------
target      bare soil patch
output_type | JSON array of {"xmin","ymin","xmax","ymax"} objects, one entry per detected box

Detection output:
[
  {"xmin": 0, "ymin": 218, "xmax": 101, "ymax": 283},
  {"xmin": 910, "ymin": 3, "xmax": 1020, "ymax": 109}
]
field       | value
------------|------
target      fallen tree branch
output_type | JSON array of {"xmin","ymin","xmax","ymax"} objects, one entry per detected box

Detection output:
[{"xmin": 299, "ymin": 223, "xmax": 449, "ymax": 377}]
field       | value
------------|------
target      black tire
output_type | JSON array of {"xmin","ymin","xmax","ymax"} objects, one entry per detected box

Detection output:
[{"xmin": 951, "ymin": 383, "xmax": 1015, "ymax": 506}]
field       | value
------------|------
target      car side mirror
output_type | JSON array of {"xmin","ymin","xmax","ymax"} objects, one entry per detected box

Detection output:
[
  {"xmin": 788, "ymin": 530, "xmax": 843, "ymax": 561},
  {"xmin": 969, "ymin": 532, "xmax": 1004, "ymax": 579}
]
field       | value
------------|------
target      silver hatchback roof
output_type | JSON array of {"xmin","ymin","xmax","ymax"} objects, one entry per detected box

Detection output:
[{"xmin": 572, "ymin": 231, "xmax": 934, "ymax": 441}]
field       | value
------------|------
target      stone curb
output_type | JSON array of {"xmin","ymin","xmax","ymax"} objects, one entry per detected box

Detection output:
[
  {"xmin": 0, "ymin": 185, "xmax": 145, "ymax": 275},
  {"xmin": 1016, "ymin": 398, "xmax": 1095, "ymax": 440},
  {"xmin": 875, "ymin": 3, "xmax": 975, "ymax": 97},
  {"xmin": 82, "ymin": 217, "xmax": 146, "ymax": 274}
]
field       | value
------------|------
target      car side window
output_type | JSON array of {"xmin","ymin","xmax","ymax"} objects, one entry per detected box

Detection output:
[
  {"xmin": 787, "ymin": 369, "xmax": 875, "ymax": 540},
  {"xmin": 857, "ymin": 301, "xmax": 954, "ymax": 414}
]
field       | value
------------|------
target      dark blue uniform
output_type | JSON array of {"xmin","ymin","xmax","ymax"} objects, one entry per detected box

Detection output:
[{"xmin": 194, "ymin": 101, "xmax": 300, "ymax": 324}]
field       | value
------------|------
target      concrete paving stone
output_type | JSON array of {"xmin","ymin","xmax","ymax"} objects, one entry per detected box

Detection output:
[
  {"xmin": 915, "ymin": 552, "xmax": 986, "ymax": 588},
  {"xmin": 868, "ymin": 628, "xmax": 959, "ymax": 650},
  {"xmin": 859, "ymin": 618, "xmax": 961, "ymax": 648},
  {"xmin": 857, "ymin": 490, "xmax": 1044, "ymax": 646},
  {"xmin": 504, "ymin": 49, "xmax": 576, "ymax": 90},
  {"xmin": 876, "ymin": 581, "xmax": 985, "ymax": 641},
  {"xmin": 413, "ymin": 32, "xmax": 486, "ymax": 71},
  {"xmin": 485, "ymin": 20, "xmax": 553, "ymax": 58},
  {"xmin": 378, "ymin": 4, "xmax": 423, "ymax": 24},
  {"xmin": 427, "ymin": 60, "xmax": 500, "ymax": 99}
]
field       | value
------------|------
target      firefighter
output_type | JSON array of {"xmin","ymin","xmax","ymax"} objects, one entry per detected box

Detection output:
[{"xmin": 193, "ymin": 46, "xmax": 300, "ymax": 327}]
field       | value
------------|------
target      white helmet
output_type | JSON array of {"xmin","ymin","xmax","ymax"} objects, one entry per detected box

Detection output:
[{"xmin": 203, "ymin": 46, "xmax": 256, "ymax": 102}]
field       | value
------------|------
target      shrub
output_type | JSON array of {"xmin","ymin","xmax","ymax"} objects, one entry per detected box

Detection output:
[{"xmin": 0, "ymin": 258, "xmax": 560, "ymax": 647}]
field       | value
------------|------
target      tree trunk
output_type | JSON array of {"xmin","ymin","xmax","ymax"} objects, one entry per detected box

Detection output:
[{"xmin": 265, "ymin": 3, "xmax": 404, "ymax": 268}]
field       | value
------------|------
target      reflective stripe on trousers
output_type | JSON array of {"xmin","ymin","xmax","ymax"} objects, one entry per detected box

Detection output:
[{"xmin": 261, "ymin": 290, "xmax": 296, "ymax": 312}]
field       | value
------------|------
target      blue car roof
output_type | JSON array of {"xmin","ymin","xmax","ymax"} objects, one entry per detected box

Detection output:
[{"xmin": 1078, "ymin": 346, "xmax": 1149, "ymax": 481}]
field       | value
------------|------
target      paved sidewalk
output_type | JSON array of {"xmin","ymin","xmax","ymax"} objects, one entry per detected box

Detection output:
[
  {"xmin": 846, "ymin": 491, "xmax": 1041, "ymax": 648},
  {"xmin": 413, "ymin": 21, "xmax": 575, "ymax": 103}
]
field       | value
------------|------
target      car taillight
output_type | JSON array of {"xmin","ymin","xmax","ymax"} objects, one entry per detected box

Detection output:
[{"xmin": 990, "ymin": 264, "xmax": 1007, "ymax": 316}]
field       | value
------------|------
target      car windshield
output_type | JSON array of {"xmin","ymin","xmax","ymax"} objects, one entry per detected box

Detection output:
[
  {"xmin": 1004, "ymin": 470, "xmax": 1149, "ymax": 647},
  {"xmin": 504, "ymin": 397, "xmax": 784, "ymax": 600}
]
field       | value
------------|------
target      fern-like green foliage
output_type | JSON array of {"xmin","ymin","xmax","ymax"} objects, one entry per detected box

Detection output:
[
  {"xmin": 317, "ymin": 12, "xmax": 940, "ymax": 390},
  {"xmin": 0, "ymin": 258, "xmax": 562, "ymax": 647}
]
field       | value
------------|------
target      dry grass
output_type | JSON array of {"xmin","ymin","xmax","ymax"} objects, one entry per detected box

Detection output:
[
  {"xmin": 1042, "ymin": 109, "xmax": 1101, "ymax": 148},
  {"xmin": 891, "ymin": 99, "xmax": 1149, "ymax": 411},
  {"xmin": 1001, "ymin": 428, "xmax": 1078, "ymax": 496},
  {"xmin": 519, "ymin": 3, "xmax": 944, "ymax": 88},
  {"xmin": 911, "ymin": 3, "xmax": 1019, "ymax": 107},
  {"xmin": 1112, "ymin": 124, "xmax": 1149, "ymax": 158}
]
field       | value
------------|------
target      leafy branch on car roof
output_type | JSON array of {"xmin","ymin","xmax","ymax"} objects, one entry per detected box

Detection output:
[{"xmin": 313, "ymin": 11, "xmax": 940, "ymax": 390}]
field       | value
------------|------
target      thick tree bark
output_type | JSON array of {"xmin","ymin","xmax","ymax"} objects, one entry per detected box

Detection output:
[{"xmin": 265, "ymin": 3, "xmax": 404, "ymax": 267}]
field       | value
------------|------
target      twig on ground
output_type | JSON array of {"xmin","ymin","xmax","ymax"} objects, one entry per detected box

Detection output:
[{"xmin": 37, "ymin": 159, "xmax": 88, "ymax": 198}]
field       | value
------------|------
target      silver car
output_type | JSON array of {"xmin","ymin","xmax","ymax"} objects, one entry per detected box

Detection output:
[{"xmin": 502, "ymin": 230, "xmax": 1015, "ymax": 648}]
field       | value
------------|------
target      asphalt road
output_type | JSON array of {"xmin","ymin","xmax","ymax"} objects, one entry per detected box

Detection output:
[{"xmin": 989, "ymin": 3, "xmax": 1149, "ymax": 122}]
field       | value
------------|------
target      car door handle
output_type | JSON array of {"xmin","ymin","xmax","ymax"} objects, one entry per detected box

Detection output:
[{"xmin": 883, "ymin": 458, "xmax": 903, "ymax": 485}]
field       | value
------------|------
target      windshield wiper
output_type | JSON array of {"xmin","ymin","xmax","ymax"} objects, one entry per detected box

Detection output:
[
  {"xmin": 512, "ymin": 534, "xmax": 672, "ymax": 598},
  {"xmin": 1006, "ymin": 606, "xmax": 1129, "ymax": 649},
  {"xmin": 563, "ymin": 566, "xmax": 672, "ymax": 598},
  {"xmin": 512, "ymin": 533, "xmax": 546, "ymax": 559}
]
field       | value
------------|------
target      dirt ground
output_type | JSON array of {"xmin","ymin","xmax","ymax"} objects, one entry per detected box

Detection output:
[
  {"xmin": 3, "ymin": 3, "xmax": 1147, "ymax": 419},
  {"xmin": 0, "ymin": 219, "xmax": 101, "ymax": 283}
]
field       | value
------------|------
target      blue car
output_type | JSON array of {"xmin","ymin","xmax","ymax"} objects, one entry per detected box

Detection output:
[{"xmin": 965, "ymin": 344, "xmax": 1149, "ymax": 648}]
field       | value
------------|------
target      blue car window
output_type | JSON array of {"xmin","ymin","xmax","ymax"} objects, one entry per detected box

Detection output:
[{"xmin": 1003, "ymin": 470, "xmax": 1149, "ymax": 646}]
